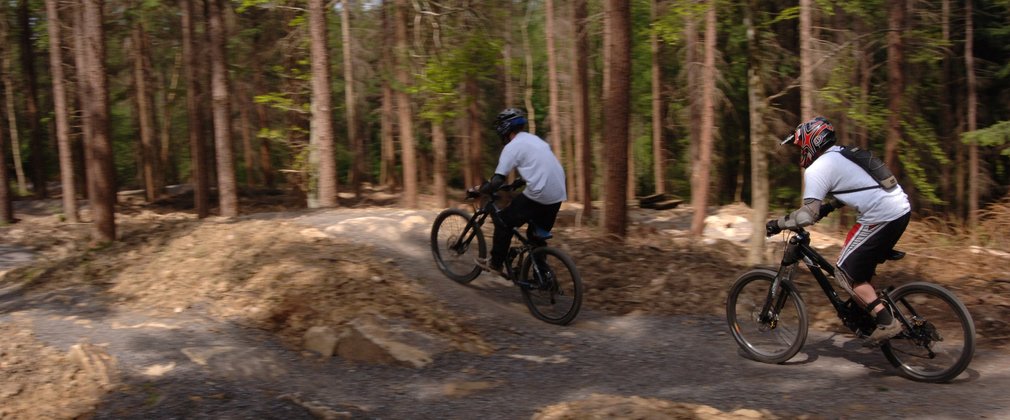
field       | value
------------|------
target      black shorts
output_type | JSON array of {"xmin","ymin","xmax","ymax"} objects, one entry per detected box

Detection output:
[{"xmin": 836, "ymin": 212, "xmax": 910, "ymax": 285}]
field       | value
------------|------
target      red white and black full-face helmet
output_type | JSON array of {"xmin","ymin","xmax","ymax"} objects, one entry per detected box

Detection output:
[{"xmin": 784, "ymin": 116, "xmax": 836, "ymax": 168}]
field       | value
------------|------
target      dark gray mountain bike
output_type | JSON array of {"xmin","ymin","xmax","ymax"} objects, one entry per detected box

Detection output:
[
  {"xmin": 430, "ymin": 179, "xmax": 583, "ymax": 325},
  {"xmin": 726, "ymin": 226, "xmax": 975, "ymax": 383}
]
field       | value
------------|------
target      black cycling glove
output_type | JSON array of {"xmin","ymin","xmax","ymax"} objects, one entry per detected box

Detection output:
[{"xmin": 765, "ymin": 219, "xmax": 782, "ymax": 236}]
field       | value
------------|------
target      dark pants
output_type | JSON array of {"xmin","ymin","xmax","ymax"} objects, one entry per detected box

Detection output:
[
  {"xmin": 491, "ymin": 194, "xmax": 562, "ymax": 267},
  {"xmin": 837, "ymin": 211, "xmax": 910, "ymax": 285}
]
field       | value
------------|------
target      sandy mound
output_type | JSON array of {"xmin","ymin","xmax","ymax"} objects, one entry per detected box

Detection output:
[{"xmin": 533, "ymin": 394, "xmax": 782, "ymax": 419}]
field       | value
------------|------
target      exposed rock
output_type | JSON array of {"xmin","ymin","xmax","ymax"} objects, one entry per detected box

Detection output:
[
  {"xmin": 335, "ymin": 315, "xmax": 446, "ymax": 368},
  {"xmin": 67, "ymin": 343, "xmax": 117, "ymax": 389},
  {"xmin": 534, "ymin": 394, "xmax": 778, "ymax": 419},
  {"xmin": 303, "ymin": 326, "xmax": 339, "ymax": 357}
]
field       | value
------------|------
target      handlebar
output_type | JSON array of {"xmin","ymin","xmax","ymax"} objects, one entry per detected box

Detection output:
[{"xmin": 465, "ymin": 178, "xmax": 526, "ymax": 199}]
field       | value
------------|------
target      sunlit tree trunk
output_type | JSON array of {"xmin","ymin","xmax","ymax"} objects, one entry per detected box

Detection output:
[
  {"xmin": 603, "ymin": 0, "xmax": 630, "ymax": 238},
  {"xmin": 393, "ymin": 0, "xmax": 417, "ymax": 207},
  {"xmin": 308, "ymin": 0, "xmax": 338, "ymax": 208},
  {"xmin": 572, "ymin": 0, "xmax": 591, "ymax": 219},
  {"xmin": 432, "ymin": 120, "xmax": 447, "ymax": 208},
  {"xmin": 0, "ymin": 86, "xmax": 11, "ymax": 223},
  {"xmin": 966, "ymin": 0, "xmax": 978, "ymax": 232},
  {"xmin": 466, "ymin": 78, "xmax": 483, "ymax": 188},
  {"xmin": 181, "ymin": 0, "xmax": 209, "ymax": 217},
  {"xmin": 746, "ymin": 0, "xmax": 768, "ymax": 265},
  {"xmin": 341, "ymin": 0, "xmax": 363, "ymax": 196},
  {"xmin": 690, "ymin": 1, "xmax": 717, "ymax": 237},
  {"xmin": 885, "ymin": 0, "xmax": 905, "ymax": 172},
  {"xmin": 0, "ymin": 43, "xmax": 28, "ymax": 196},
  {"xmin": 46, "ymin": 0, "xmax": 79, "ymax": 222},
  {"xmin": 521, "ymin": 2, "xmax": 537, "ymax": 135},
  {"xmin": 132, "ymin": 23, "xmax": 159, "ymax": 202},
  {"xmin": 799, "ymin": 0, "xmax": 814, "ymax": 120},
  {"xmin": 82, "ymin": 0, "xmax": 116, "ymax": 242},
  {"xmin": 651, "ymin": 0, "xmax": 664, "ymax": 196},
  {"xmin": 545, "ymin": 0, "xmax": 565, "ymax": 176},
  {"xmin": 18, "ymin": 0, "xmax": 46, "ymax": 198},
  {"xmin": 208, "ymin": 0, "xmax": 238, "ymax": 216}
]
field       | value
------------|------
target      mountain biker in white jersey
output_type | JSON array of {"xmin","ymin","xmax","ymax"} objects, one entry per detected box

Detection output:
[
  {"xmin": 766, "ymin": 116, "xmax": 911, "ymax": 346},
  {"xmin": 470, "ymin": 108, "xmax": 567, "ymax": 278}
]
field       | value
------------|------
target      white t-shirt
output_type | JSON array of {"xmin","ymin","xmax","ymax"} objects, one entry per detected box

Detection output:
[
  {"xmin": 803, "ymin": 146, "xmax": 910, "ymax": 225},
  {"xmin": 495, "ymin": 132, "xmax": 567, "ymax": 205}
]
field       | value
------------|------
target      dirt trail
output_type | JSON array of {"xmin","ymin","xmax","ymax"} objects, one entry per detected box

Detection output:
[{"xmin": 1, "ymin": 206, "xmax": 1009, "ymax": 419}]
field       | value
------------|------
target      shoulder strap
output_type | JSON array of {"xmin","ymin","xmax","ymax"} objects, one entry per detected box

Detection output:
[{"xmin": 827, "ymin": 146, "xmax": 882, "ymax": 194}]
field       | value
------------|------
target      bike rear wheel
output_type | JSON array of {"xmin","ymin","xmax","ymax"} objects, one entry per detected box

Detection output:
[
  {"xmin": 726, "ymin": 268, "xmax": 808, "ymax": 364},
  {"xmin": 430, "ymin": 208, "xmax": 486, "ymax": 284},
  {"xmin": 881, "ymin": 282, "xmax": 975, "ymax": 383},
  {"xmin": 519, "ymin": 247, "xmax": 583, "ymax": 325}
]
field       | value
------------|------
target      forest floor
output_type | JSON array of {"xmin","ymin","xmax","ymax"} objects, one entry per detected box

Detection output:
[{"xmin": 1, "ymin": 187, "xmax": 1010, "ymax": 419}]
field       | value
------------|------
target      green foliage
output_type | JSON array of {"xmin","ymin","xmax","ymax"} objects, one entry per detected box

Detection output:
[
  {"xmin": 963, "ymin": 121, "xmax": 1010, "ymax": 155},
  {"xmin": 653, "ymin": 1, "xmax": 709, "ymax": 45},
  {"xmin": 417, "ymin": 35, "xmax": 502, "ymax": 124},
  {"xmin": 901, "ymin": 115, "xmax": 950, "ymax": 204}
]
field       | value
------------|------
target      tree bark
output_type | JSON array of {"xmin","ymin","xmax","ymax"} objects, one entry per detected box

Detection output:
[
  {"xmin": 341, "ymin": 0, "xmax": 363, "ymax": 196},
  {"xmin": 0, "ymin": 77, "xmax": 11, "ymax": 223},
  {"xmin": 236, "ymin": 81, "xmax": 257, "ymax": 187},
  {"xmin": 82, "ymin": 0, "xmax": 116, "ymax": 242},
  {"xmin": 1, "ymin": 35, "xmax": 28, "ymax": 196},
  {"xmin": 799, "ymin": 0, "xmax": 814, "ymax": 120},
  {"xmin": 885, "ymin": 0, "xmax": 905, "ymax": 172},
  {"xmin": 572, "ymin": 0, "xmax": 591, "ymax": 219},
  {"xmin": 393, "ymin": 0, "xmax": 417, "ymax": 207},
  {"xmin": 432, "ymin": 120, "xmax": 447, "ymax": 208},
  {"xmin": 466, "ymin": 78, "xmax": 483, "ymax": 188},
  {"xmin": 208, "ymin": 0, "xmax": 238, "ymax": 216},
  {"xmin": 745, "ymin": 0, "xmax": 769, "ymax": 265},
  {"xmin": 603, "ymin": 0, "xmax": 630, "ymax": 238},
  {"xmin": 18, "ymin": 0, "xmax": 46, "ymax": 198},
  {"xmin": 308, "ymin": 0, "xmax": 338, "ymax": 208},
  {"xmin": 46, "ymin": 0, "xmax": 79, "ymax": 222},
  {"xmin": 651, "ymin": 0, "xmax": 664, "ymax": 196},
  {"xmin": 132, "ymin": 23, "xmax": 159, "ymax": 202},
  {"xmin": 545, "ymin": 0, "xmax": 565, "ymax": 185},
  {"xmin": 181, "ymin": 0, "xmax": 209, "ymax": 217},
  {"xmin": 521, "ymin": 3, "xmax": 537, "ymax": 135},
  {"xmin": 965, "ymin": 0, "xmax": 978, "ymax": 231},
  {"xmin": 690, "ymin": 1, "xmax": 717, "ymax": 237}
]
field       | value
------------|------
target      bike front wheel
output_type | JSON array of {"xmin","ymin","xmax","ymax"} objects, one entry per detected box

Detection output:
[
  {"xmin": 881, "ymin": 282, "xmax": 975, "ymax": 383},
  {"xmin": 430, "ymin": 208, "xmax": 486, "ymax": 284},
  {"xmin": 519, "ymin": 246, "xmax": 583, "ymax": 325},
  {"xmin": 726, "ymin": 268, "xmax": 809, "ymax": 364}
]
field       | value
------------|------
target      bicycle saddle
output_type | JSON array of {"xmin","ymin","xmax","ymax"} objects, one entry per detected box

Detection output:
[{"xmin": 887, "ymin": 249, "xmax": 905, "ymax": 261}]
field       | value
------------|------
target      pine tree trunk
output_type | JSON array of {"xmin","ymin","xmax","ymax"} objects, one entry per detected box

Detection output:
[
  {"xmin": 341, "ymin": 0, "xmax": 363, "ymax": 196},
  {"xmin": 156, "ymin": 50, "xmax": 179, "ymax": 186},
  {"xmin": 82, "ymin": 0, "xmax": 116, "ymax": 242},
  {"xmin": 0, "ymin": 111, "xmax": 10, "ymax": 222},
  {"xmin": 132, "ymin": 23, "xmax": 159, "ymax": 202},
  {"xmin": 18, "ymin": 0, "xmax": 46, "ymax": 198},
  {"xmin": 545, "ymin": 0, "xmax": 565, "ymax": 175},
  {"xmin": 1, "ymin": 47, "xmax": 28, "ymax": 196},
  {"xmin": 393, "ymin": 0, "xmax": 417, "ymax": 207},
  {"xmin": 965, "ymin": 0, "xmax": 979, "ymax": 231},
  {"xmin": 308, "ymin": 0, "xmax": 338, "ymax": 208},
  {"xmin": 521, "ymin": 3, "xmax": 537, "ymax": 135},
  {"xmin": 432, "ymin": 120, "xmax": 447, "ymax": 208},
  {"xmin": 885, "ymin": 0, "xmax": 905, "ymax": 172},
  {"xmin": 745, "ymin": 0, "xmax": 769, "ymax": 265},
  {"xmin": 572, "ymin": 0, "xmax": 591, "ymax": 219},
  {"xmin": 208, "ymin": 0, "xmax": 238, "ymax": 216},
  {"xmin": 603, "ymin": 0, "xmax": 630, "ymax": 238},
  {"xmin": 651, "ymin": 0, "xmax": 664, "ymax": 196},
  {"xmin": 237, "ymin": 81, "xmax": 257, "ymax": 187},
  {"xmin": 46, "ymin": 0, "xmax": 79, "ymax": 222},
  {"xmin": 799, "ymin": 0, "xmax": 814, "ymax": 120},
  {"xmin": 181, "ymin": 0, "xmax": 209, "ymax": 217},
  {"xmin": 690, "ymin": 1, "xmax": 717, "ymax": 237}
]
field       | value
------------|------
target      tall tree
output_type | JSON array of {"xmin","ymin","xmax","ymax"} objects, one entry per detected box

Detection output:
[
  {"xmin": 572, "ymin": 0, "xmax": 591, "ymax": 218},
  {"xmin": 81, "ymin": 0, "xmax": 116, "ymax": 242},
  {"xmin": 378, "ymin": 0, "xmax": 396, "ymax": 190},
  {"xmin": 0, "ymin": 81, "xmax": 11, "ymax": 223},
  {"xmin": 603, "ymin": 0, "xmax": 631, "ymax": 238},
  {"xmin": 746, "ymin": 0, "xmax": 769, "ymax": 265},
  {"xmin": 1, "ymin": 18, "xmax": 28, "ymax": 196},
  {"xmin": 308, "ymin": 0, "xmax": 338, "ymax": 208},
  {"xmin": 799, "ymin": 0, "xmax": 814, "ymax": 120},
  {"xmin": 545, "ymin": 0, "xmax": 565, "ymax": 183},
  {"xmin": 651, "ymin": 0, "xmax": 665, "ymax": 196},
  {"xmin": 393, "ymin": 0, "xmax": 417, "ymax": 207},
  {"xmin": 208, "ymin": 0, "xmax": 238, "ymax": 216},
  {"xmin": 340, "ymin": 0, "xmax": 363, "ymax": 196},
  {"xmin": 689, "ymin": 0, "xmax": 717, "ymax": 237},
  {"xmin": 432, "ymin": 120, "xmax": 447, "ymax": 207},
  {"xmin": 46, "ymin": 0, "xmax": 79, "ymax": 222},
  {"xmin": 521, "ymin": 2, "xmax": 537, "ymax": 135},
  {"xmin": 965, "ymin": 0, "xmax": 978, "ymax": 231},
  {"xmin": 131, "ymin": 21, "xmax": 159, "ymax": 202},
  {"xmin": 885, "ymin": 0, "xmax": 905, "ymax": 171},
  {"xmin": 18, "ymin": 0, "xmax": 46, "ymax": 197},
  {"xmin": 180, "ymin": 0, "xmax": 209, "ymax": 217}
]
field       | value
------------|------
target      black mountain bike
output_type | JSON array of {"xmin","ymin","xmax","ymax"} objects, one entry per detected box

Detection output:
[
  {"xmin": 430, "ymin": 179, "xmax": 583, "ymax": 325},
  {"xmin": 726, "ymin": 226, "xmax": 975, "ymax": 383}
]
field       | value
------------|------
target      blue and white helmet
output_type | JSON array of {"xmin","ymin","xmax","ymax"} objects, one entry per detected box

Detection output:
[{"xmin": 493, "ymin": 108, "xmax": 527, "ymax": 143}]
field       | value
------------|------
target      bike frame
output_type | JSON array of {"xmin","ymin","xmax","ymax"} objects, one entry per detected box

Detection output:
[{"xmin": 451, "ymin": 193, "xmax": 545, "ymax": 283}]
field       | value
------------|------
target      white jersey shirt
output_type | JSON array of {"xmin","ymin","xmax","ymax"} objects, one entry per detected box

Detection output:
[
  {"xmin": 803, "ymin": 146, "xmax": 910, "ymax": 225},
  {"xmin": 495, "ymin": 131, "xmax": 568, "ymax": 205}
]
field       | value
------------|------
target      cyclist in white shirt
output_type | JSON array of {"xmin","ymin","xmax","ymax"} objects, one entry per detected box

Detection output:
[
  {"xmin": 471, "ymin": 108, "xmax": 567, "ymax": 277},
  {"xmin": 766, "ymin": 116, "xmax": 911, "ymax": 345}
]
